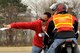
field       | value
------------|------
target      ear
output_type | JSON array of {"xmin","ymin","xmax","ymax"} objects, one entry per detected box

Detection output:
[{"xmin": 54, "ymin": 11, "xmax": 58, "ymax": 15}]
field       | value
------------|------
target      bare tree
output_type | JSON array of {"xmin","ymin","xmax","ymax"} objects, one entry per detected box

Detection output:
[{"xmin": 21, "ymin": 0, "xmax": 56, "ymax": 19}]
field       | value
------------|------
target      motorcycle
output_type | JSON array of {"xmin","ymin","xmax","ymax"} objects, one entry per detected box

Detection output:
[{"xmin": 55, "ymin": 39, "xmax": 77, "ymax": 53}]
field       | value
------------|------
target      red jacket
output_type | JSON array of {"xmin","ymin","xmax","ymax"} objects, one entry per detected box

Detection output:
[{"xmin": 10, "ymin": 20, "xmax": 43, "ymax": 48}]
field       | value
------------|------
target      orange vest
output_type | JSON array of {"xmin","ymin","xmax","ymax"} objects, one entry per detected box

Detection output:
[{"xmin": 53, "ymin": 14, "xmax": 74, "ymax": 32}]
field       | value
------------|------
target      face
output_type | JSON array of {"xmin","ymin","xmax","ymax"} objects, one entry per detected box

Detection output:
[
  {"xmin": 40, "ymin": 14, "xmax": 49, "ymax": 26},
  {"xmin": 41, "ymin": 15, "xmax": 48, "ymax": 21}
]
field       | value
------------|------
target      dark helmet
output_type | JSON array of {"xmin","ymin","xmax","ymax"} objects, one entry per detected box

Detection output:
[{"xmin": 50, "ymin": 3, "xmax": 68, "ymax": 12}]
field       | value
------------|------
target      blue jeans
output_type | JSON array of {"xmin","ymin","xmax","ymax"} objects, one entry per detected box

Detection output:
[
  {"xmin": 46, "ymin": 38, "xmax": 77, "ymax": 53},
  {"xmin": 44, "ymin": 47, "xmax": 48, "ymax": 53},
  {"xmin": 32, "ymin": 46, "xmax": 47, "ymax": 53},
  {"xmin": 32, "ymin": 46, "xmax": 42, "ymax": 53}
]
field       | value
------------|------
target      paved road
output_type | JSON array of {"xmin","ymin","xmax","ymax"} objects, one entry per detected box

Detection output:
[
  {"xmin": 0, "ymin": 46, "xmax": 44, "ymax": 53},
  {"xmin": 0, "ymin": 51, "xmax": 29, "ymax": 53},
  {"xmin": 0, "ymin": 47, "xmax": 32, "ymax": 53},
  {"xmin": 0, "ymin": 50, "xmax": 43, "ymax": 53},
  {"xmin": 0, "ymin": 46, "xmax": 79, "ymax": 53},
  {"xmin": 0, "ymin": 51, "xmax": 43, "ymax": 53}
]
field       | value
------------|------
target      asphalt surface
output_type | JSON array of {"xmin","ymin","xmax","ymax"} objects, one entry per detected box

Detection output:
[
  {"xmin": 0, "ymin": 46, "xmax": 79, "ymax": 53},
  {"xmin": 0, "ymin": 51, "xmax": 30, "ymax": 53},
  {"xmin": 0, "ymin": 47, "xmax": 32, "ymax": 53},
  {"xmin": 0, "ymin": 51, "xmax": 43, "ymax": 53},
  {"xmin": 0, "ymin": 46, "xmax": 44, "ymax": 53}
]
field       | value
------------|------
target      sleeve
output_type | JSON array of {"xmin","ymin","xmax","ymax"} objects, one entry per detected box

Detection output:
[
  {"xmin": 45, "ymin": 20, "xmax": 55, "ymax": 48},
  {"xmin": 44, "ymin": 34, "xmax": 49, "ymax": 46},
  {"xmin": 73, "ymin": 20, "xmax": 78, "ymax": 33},
  {"xmin": 10, "ymin": 21, "xmax": 37, "ymax": 31},
  {"xmin": 73, "ymin": 16, "xmax": 78, "ymax": 33},
  {"xmin": 47, "ymin": 20, "xmax": 55, "ymax": 37}
]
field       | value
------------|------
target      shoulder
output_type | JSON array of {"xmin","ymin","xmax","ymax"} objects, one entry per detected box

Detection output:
[
  {"xmin": 72, "ymin": 15, "xmax": 78, "ymax": 22},
  {"xmin": 65, "ymin": 14, "xmax": 78, "ymax": 22},
  {"xmin": 47, "ymin": 17, "xmax": 53, "ymax": 23},
  {"xmin": 33, "ymin": 19, "xmax": 42, "ymax": 23},
  {"xmin": 49, "ymin": 20, "xmax": 54, "ymax": 25}
]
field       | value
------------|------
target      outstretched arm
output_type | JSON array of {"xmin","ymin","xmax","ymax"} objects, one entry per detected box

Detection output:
[{"xmin": 3, "ymin": 21, "xmax": 38, "ymax": 31}]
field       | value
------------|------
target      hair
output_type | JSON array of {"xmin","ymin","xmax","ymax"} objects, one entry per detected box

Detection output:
[{"xmin": 44, "ymin": 12, "xmax": 51, "ymax": 18}]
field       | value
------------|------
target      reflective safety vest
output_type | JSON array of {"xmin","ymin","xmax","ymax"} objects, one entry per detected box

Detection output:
[{"xmin": 53, "ymin": 14, "xmax": 74, "ymax": 32}]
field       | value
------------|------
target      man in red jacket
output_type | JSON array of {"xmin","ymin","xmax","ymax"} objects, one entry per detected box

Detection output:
[{"xmin": 3, "ymin": 12, "xmax": 51, "ymax": 53}]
